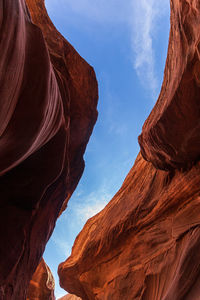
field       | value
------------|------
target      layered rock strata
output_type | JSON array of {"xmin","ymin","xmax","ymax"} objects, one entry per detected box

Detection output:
[
  {"xmin": 58, "ymin": 0, "xmax": 200, "ymax": 299},
  {"xmin": 0, "ymin": 1, "xmax": 98, "ymax": 299}
]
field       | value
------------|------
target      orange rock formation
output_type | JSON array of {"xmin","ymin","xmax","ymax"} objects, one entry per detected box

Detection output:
[
  {"xmin": 139, "ymin": 0, "xmax": 200, "ymax": 171},
  {"xmin": 0, "ymin": 1, "xmax": 97, "ymax": 299},
  {"xmin": 58, "ymin": 1, "xmax": 200, "ymax": 299},
  {"xmin": 27, "ymin": 259, "xmax": 55, "ymax": 300}
]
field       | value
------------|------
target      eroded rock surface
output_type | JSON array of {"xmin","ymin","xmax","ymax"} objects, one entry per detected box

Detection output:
[
  {"xmin": 27, "ymin": 259, "xmax": 55, "ymax": 300},
  {"xmin": 58, "ymin": 154, "xmax": 200, "ymax": 299},
  {"xmin": 138, "ymin": 0, "xmax": 200, "ymax": 171},
  {"xmin": 0, "ymin": 1, "xmax": 97, "ymax": 299},
  {"xmin": 58, "ymin": 1, "xmax": 200, "ymax": 299}
]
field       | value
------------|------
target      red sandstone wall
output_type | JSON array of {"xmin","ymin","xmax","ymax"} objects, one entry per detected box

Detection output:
[
  {"xmin": 27, "ymin": 259, "xmax": 55, "ymax": 300},
  {"xmin": 0, "ymin": 1, "xmax": 98, "ymax": 299}
]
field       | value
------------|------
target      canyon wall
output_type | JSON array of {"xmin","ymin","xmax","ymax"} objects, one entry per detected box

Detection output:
[
  {"xmin": 58, "ymin": 0, "xmax": 200, "ymax": 299},
  {"xmin": 27, "ymin": 259, "xmax": 55, "ymax": 300},
  {"xmin": 138, "ymin": 0, "xmax": 200, "ymax": 171},
  {"xmin": 0, "ymin": 1, "xmax": 98, "ymax": 299}
]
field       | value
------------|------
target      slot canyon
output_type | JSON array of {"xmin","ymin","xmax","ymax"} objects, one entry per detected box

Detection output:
[{"xmin": 1, "ymin": 0, "xmax": 200, "ymax": 300}]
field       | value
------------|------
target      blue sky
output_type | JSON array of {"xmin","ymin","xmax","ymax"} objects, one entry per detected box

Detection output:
[{"xmin": 43, "ymin": 1, "xmax": 170, "ymax": 298}]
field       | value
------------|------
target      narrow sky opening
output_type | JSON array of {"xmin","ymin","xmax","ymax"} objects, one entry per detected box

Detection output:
[{"xmin": 44, "ymin": 1, "xmax": 170, "ymax": 298}]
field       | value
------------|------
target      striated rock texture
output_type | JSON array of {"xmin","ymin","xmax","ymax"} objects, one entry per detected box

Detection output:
[
  {"xmin": 138, "ymin": 0, "xmax": 200, "ymax": 171},
  {"xmin": 27, "ymin": 259, "xmax": 55, "ymax": 300},
  {"xmin": 0, "ymin": 0, "xmax": 97, "ymax": 299},
  {"xmin": 58, "ymin": 154, "xmax": 200, "ymax": 299},
  {"xmin": 58, "ymin": 1, "xmax": 200, "ymax": 299}
]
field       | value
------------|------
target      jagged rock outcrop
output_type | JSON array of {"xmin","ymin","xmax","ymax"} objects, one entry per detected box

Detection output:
[
  {"xmin": 0, "ymin": 1, "xmax": 98, "ymax": 299},
  {"xmin": 58, "ymin": 1, "xmax": 200, "ymax": 299},
  {"xmin": 27, "ymin": 259, "xmax": 55, "ymax": 300}
]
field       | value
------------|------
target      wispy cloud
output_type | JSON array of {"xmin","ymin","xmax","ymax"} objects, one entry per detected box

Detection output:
[
  {"xmin": 71, "ymin": 187, "xmax": 111, "ymax": 223},
  {"xmin": 46, "ymin": 0, "xmax": 169, "ymax": 97},
  {"xmin": 51, "ymin": 186, "xmax": 112, "ymax": 258},
  {"xmin": 51, "ymin": 235, "xmax": 71, "ymax": 257},
  {"xmin": 130, "ymin": 0, "xmax": 169, "ymax": 98},
  {"xmin": 108, "ymin": 122, "xmax": 127, "ymax": 136},
  {"xmin": 46, "ymin": 0, "xmax": 129, "ymax": 24}
]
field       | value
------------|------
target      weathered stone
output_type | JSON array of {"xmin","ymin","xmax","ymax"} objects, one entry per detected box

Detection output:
[
  {"xmin": 27, "ymin": 259, "xmax": 55, "ymax": 300},
  {"xmin": 139, "ymin": 0, "xmax": 200, "ymax": 171},
  {"xmin": 0, "ymin": 1, "xmax": 98, "ymax": 299},
  {"xmin": 58, "ymin": 153, "xmax": 200, "ymax": 299}
]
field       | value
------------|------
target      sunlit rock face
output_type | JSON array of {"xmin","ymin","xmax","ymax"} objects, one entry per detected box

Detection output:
[
  {"xmin": 58, "ymin": 294, "xmax": 82, "ymax": 300},
  {"xmin": 58, "ymin": 1, "xmax": 200, "ymax": 299},
  {"xmin": 0, "ymin": 0, "xmax": 98, "ymax": 299},
  {"xmin": 139, "ymin": 0, "xmax": 200, "ymax": 171},
  {"xmin": 27, "ymin": 259, "xmax": 55, "ymax": 300},
  {"xmin": 58, "ymin": 154, "xmax": 200, "ymax": 299}
]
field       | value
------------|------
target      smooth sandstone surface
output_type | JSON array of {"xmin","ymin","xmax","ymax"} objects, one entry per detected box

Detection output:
[
  {"xmin": 0, "ymin": 0, "xmax": 98, "ymax": 299},
  {"xmin": 58, "ymin": 0, "xmax": 200, "ymax": 299}
]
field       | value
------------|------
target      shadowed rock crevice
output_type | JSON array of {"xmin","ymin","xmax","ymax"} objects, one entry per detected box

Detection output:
[{"xmin": 0, "ymin": 0, "xmax": 98, "ymax": 299}]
